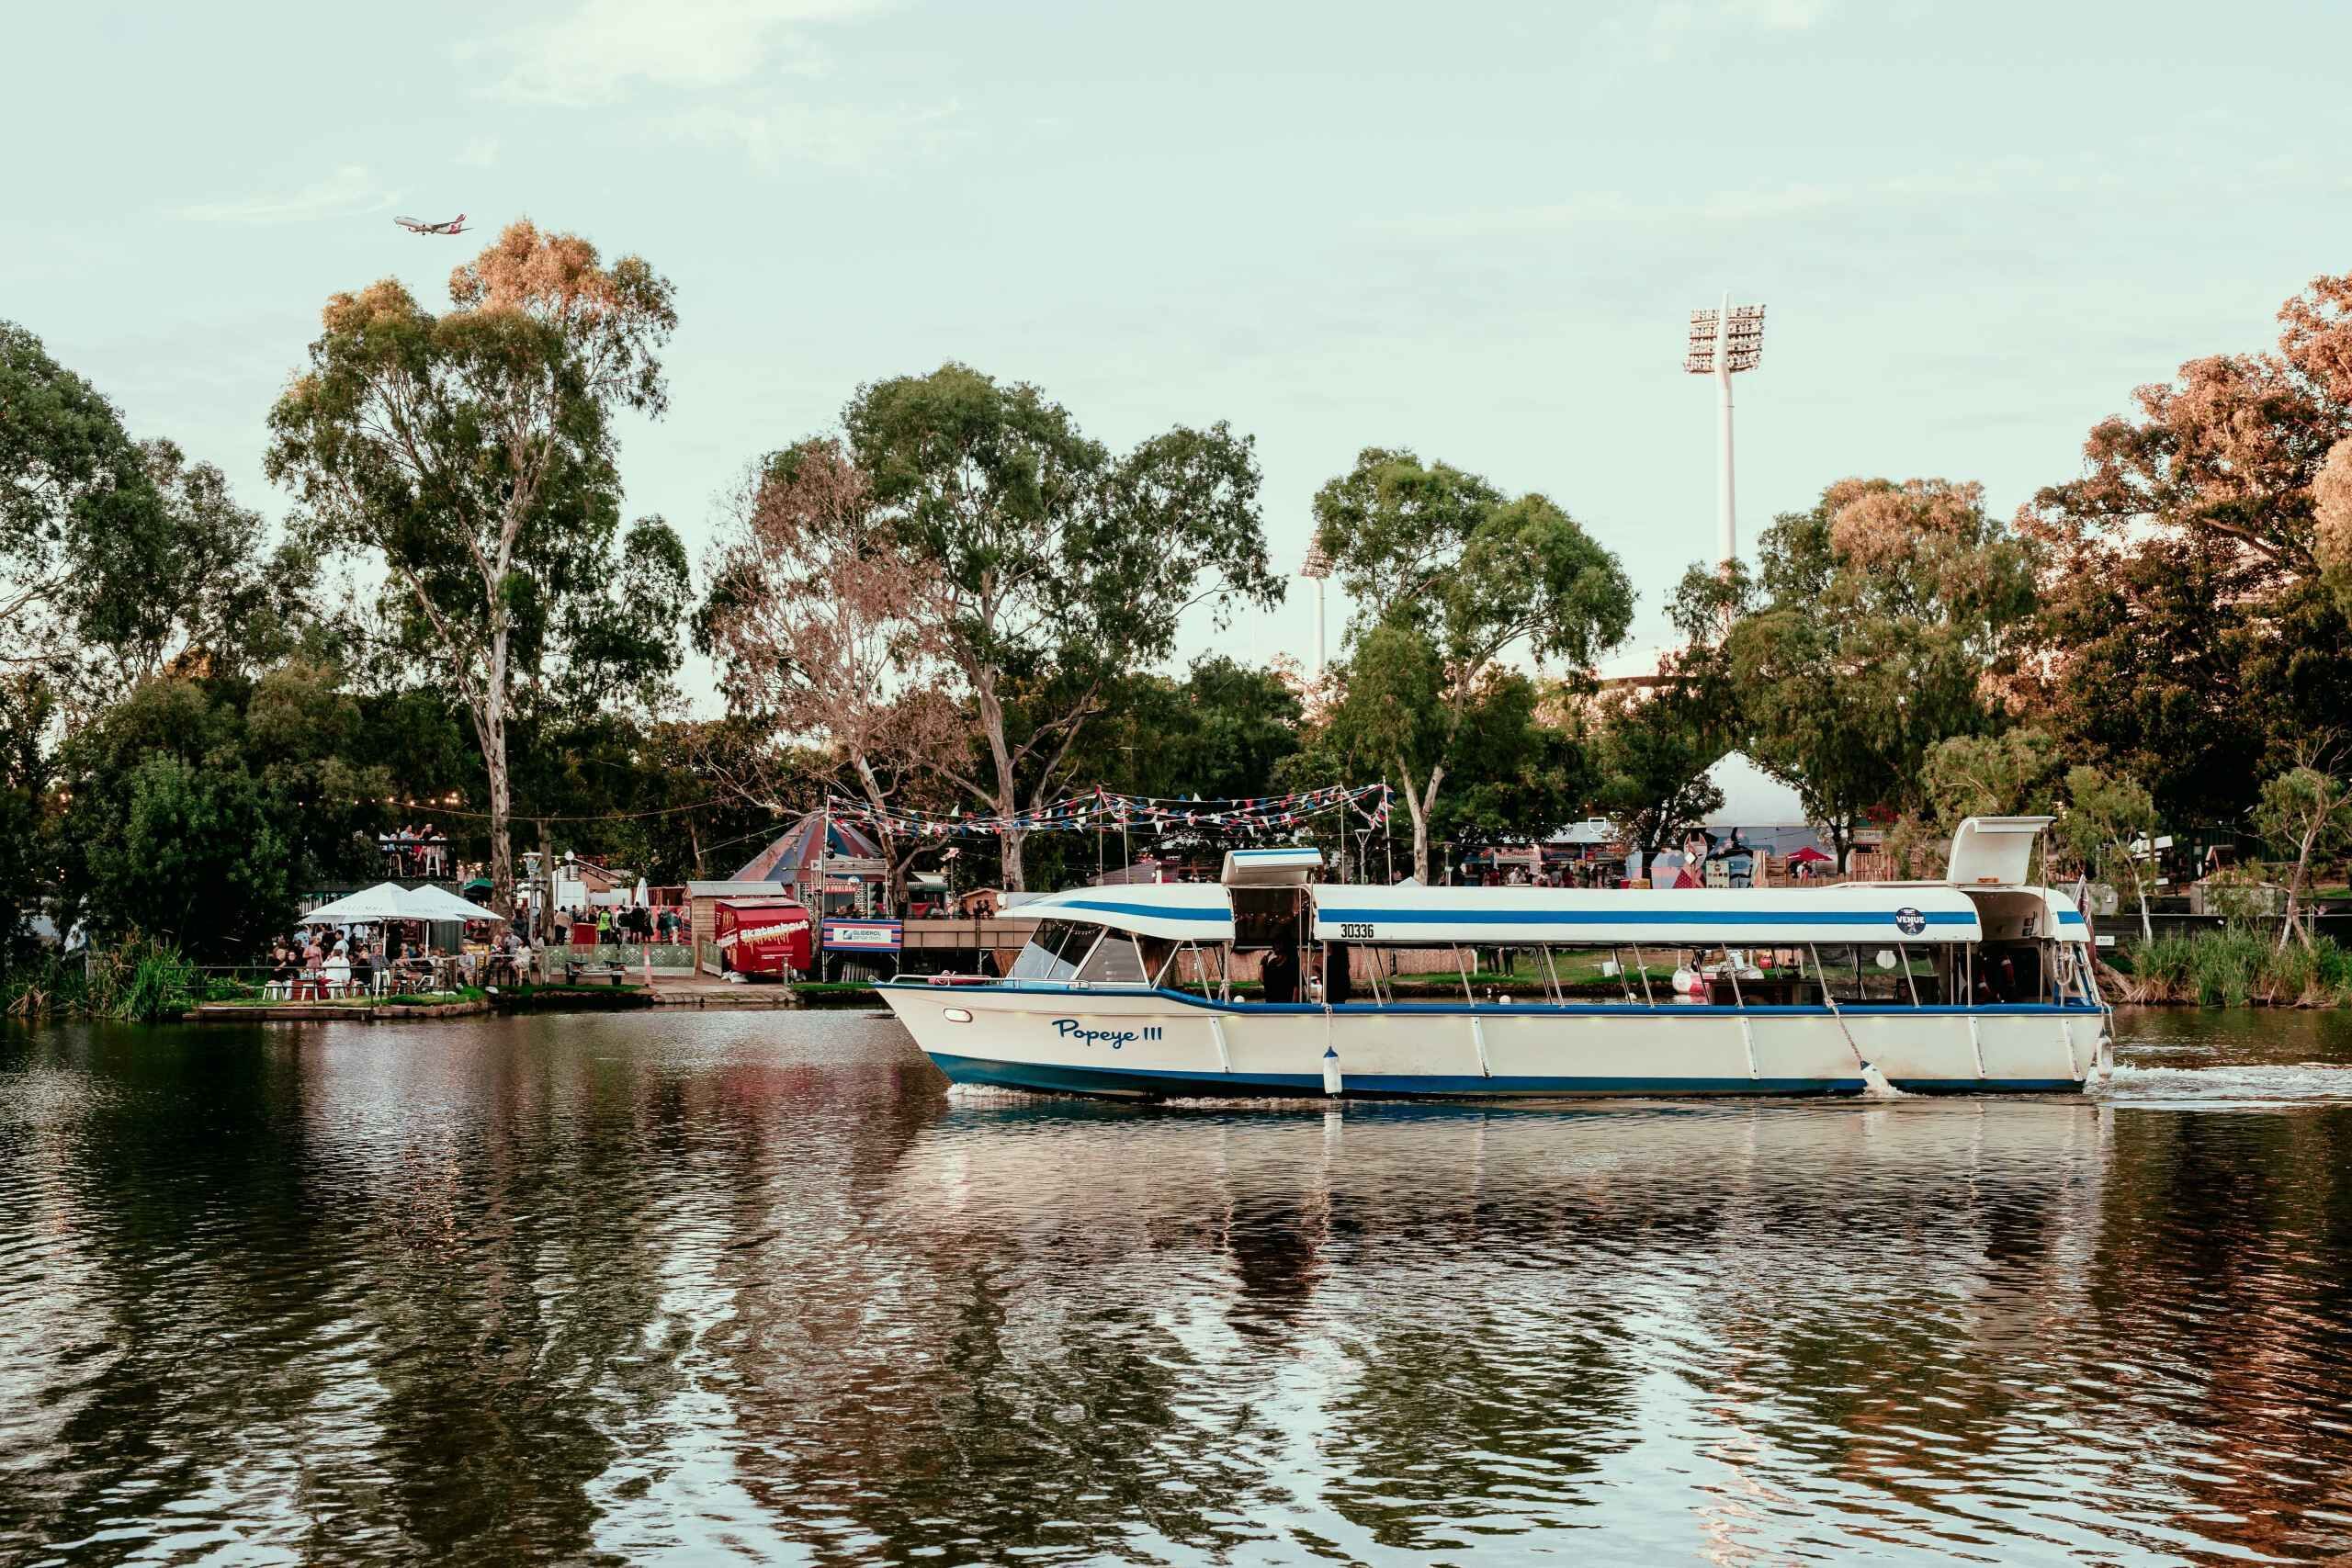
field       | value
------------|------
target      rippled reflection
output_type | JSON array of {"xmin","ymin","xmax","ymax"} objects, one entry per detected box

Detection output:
[{"xmin": 4, "ymin": 1010, "xmax": 2351, "ymax": 1564}]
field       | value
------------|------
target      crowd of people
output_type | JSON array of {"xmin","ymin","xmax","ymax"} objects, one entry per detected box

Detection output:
[
  {"xmin": 554, "ymin": 904, "xmax": 686, "ymax": 943},
  {"xmin": 260, "ymin": 920, "xmax": 545, "ymax": 998},
  {"xmin": 266, "ymin": 929, "xmax": 385, "ymax": 998}
]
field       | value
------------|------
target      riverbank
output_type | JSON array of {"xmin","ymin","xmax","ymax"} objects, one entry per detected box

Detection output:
[
  {"xmin": 2108, "ymin": 929, "xmax": 2352, "ymax": 1008},
  {"xmin": 172, "ymin": 976, "xmax": 885, "ymax": 1021}
]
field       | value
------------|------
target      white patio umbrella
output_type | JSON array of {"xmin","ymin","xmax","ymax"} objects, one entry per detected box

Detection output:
[
  {"xmin": 400, "ymin": 884, "xmax": 506, "ymax": 922},
  {"xmin": 300, "ymin": 883, "xmax": 417, "ymax": 925}
]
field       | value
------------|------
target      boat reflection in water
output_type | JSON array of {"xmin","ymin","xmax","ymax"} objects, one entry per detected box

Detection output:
[{"xmin": 800, "ymin": 1090, "xmax": 2125, "ymax": 1561}]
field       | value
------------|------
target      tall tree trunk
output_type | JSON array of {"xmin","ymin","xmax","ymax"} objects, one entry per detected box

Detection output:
[
  {"xmin": 852, "ymin": 753, "xmax": 908, "ymax": 911},
  {"xmin": 481, "ymin": 694, "xmax": 512, "ymax": 919},
  {"xmin": 2281, "ymin": 832, "xmax": 2316, "ymax": 953},
  {"xmin": 974, "ymin": 672, "xmax": 1025, "ymax": 892},
  {"xmin": 1396, "ymin": 759, "xmax": 1443, "ymax": 885}
]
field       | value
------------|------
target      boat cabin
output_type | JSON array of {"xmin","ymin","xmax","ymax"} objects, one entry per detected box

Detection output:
[{"xmin": 991, "ymin": 818, "xmax": 2098, "ymax": 1013}]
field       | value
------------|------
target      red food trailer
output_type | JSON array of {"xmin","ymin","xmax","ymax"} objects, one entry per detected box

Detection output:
[{"xmin": 713, "ymin": 897, "xmax": 815, "ymax": 981}]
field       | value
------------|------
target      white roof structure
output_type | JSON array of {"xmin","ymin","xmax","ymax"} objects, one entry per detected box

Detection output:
[
  {"xmin": 997, "ymin": 883, "xmax": 1236, "ymax": 941},
  {"xmin": 1308, "ymin": 884, "xmax": 1982, "ymax": 946},
  {"xmin": 400, "ymin": 884, "xmax": 505, "ymax": 923},
  {"xmin": 1221, "ymin": 846, "xmax": 1322, "ymax": 886},
  {"xmin": 300, "ymin": 883, "xmax": 416, "ymax": 924}
]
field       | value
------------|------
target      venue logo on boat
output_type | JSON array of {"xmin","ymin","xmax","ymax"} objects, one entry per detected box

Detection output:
[{"xmin": 1894, "ymin": 907, "xmax": 1928, "ymax": 936}]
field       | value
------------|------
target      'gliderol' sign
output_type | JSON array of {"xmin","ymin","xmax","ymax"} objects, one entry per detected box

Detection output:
[{"xmin": 822, "ymin": 919, "xmax": 903, "ymax": 952}]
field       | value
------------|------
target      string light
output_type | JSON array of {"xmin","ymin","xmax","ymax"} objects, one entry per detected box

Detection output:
[{"xmin": 830, "ymin": 783, "xmax": 1393, "ymax": 839}]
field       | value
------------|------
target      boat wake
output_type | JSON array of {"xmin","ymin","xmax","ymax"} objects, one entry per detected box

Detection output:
[{"xmin": 2107, "ymin": 1060, "xmax": 2352, "ymax": 1106}]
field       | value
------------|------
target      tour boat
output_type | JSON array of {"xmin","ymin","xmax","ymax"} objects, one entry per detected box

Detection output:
[{"xmin": 876, "ymin": 817, "xmax": 2109, "ymax": 1100}]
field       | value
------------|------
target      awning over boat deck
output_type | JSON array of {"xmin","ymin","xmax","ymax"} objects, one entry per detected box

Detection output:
[
  {"xmin": 997, "ymin": 883, "xmax": 1237, "ymax": 941},
  {"xmin": 1309, "ymin": 885, "xmax": 1984, "ymax": 945}
]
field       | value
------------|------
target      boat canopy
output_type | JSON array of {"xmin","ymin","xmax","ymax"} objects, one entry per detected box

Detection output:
[
  {"xmin": 996, "ymin": 882, "xmax": 1236, "ymax": 941},
  {"xmin": 1221, "ymin": 846, "xmax": 1322, "ymax": 886},
  {"xmin": 1307, "ymin": 884, "xmax": 1986, "ymax": 946},
  {"xmin": 1946, "ymin": 815, "xmax": 2052, "ymax": 886}
]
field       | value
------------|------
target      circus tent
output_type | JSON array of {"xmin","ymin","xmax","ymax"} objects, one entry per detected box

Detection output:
[{"xmin": 732, "ymin": 812, "xmax": 889, "ymax": 890}]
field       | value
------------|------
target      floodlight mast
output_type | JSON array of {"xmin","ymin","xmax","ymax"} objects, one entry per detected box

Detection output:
[
  {"xmin": 1685, "ymin": 292, "xmax": 1767, "ymax": 572},
  {"xmin": 1300, "ymin": 539, "xmax": 1333, "ymax": 682}
]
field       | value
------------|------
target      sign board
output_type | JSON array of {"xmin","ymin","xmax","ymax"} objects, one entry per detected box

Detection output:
[
  {"xmin": 822, "ymin": 918, "xmax": 903, "ymax": 953},
  {"xmin": 2096, "ymin": 934, "xmax": 2116, "ymax": 947},
  {"xmin": 822, "ymin": 857, "xmax": 887, "ymax": 877}
]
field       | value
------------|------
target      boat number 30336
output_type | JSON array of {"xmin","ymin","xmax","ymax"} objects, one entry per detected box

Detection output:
[{"xmin": 1052, "ymin": 1019, "xmax": 1164, "ymax": 1050}]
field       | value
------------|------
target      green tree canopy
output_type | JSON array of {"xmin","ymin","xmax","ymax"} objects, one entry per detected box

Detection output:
[
  {"xmin": 266, "ymin": 220, "xmax": 681, "ymax": 917},
  {"xmin": 1728, "ymin": 477, "xmax": 2038, "ymax": 859},
  {"xmin": 844, "ymin": 363, "xmax": 1283, "ymax": 889},
  {"xmin": 2056, "ymin": 763, "xmax": 2160, "ymax": 941},
  {"xmin": 2026, "ymin": 274, "xmax": 2352, "ymax": 824},
  {"xmin": 1310, "ymin": 448, "xmax": 1631, "ymax": 881}
]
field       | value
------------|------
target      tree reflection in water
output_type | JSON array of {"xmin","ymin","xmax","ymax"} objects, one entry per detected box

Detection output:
[{"xmin": 4, "ymin": 1010, "xmax": 2352, "ymax": 1565}]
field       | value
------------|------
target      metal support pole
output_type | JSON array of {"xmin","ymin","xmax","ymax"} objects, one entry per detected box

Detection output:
[{"xmin": 1715, "ymin": 289, "xmax": 1736, "ymax": 571}]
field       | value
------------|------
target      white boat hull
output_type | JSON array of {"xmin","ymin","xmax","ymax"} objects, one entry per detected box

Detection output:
[{"xmin": 878, "ymin": 983, "xmax": 2102, "ymax": 1099}]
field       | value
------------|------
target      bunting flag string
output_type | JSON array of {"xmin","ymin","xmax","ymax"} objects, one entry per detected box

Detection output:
[{"xmin": 826, "ymin": 783, "xmax": 1393, "ymax": 840}]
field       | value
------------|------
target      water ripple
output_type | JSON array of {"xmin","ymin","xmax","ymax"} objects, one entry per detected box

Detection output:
[{"xmin": 2, "ymin": 1008, "xmax": 2351, "ymax": 1564}]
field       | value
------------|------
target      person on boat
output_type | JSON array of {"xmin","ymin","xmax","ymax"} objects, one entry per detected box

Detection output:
[
  {"xmin": 1322, "ymin": 942, "xmax": 1353, "ymax": 1005},
  {"xmin": 1260, "ymin": 942, "xmax": 1299, "ymax": 1005}
]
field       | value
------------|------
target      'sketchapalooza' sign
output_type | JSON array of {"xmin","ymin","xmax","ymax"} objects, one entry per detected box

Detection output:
[{"xmin": 717, "ymin": 919, "xmax": 808, "ymax": 950}]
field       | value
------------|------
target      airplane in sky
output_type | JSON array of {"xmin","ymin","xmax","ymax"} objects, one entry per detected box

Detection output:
[{"xmin": 393, "ymin": 213, "xmax": 468, "ymax": 235}]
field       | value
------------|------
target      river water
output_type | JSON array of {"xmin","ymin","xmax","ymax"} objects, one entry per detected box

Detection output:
[{"xmin": 3, "ymin": 1007, "xmax": 2351, "ymax": 1566}]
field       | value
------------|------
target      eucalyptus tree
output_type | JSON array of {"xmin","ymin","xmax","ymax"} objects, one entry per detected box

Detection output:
[
  {"xmin": 699, "ymin": 436, "xmax": 965, "ymax": 905},
  {"xmin": 266, "ymin": 221, "xmax": 679, "ymax": 915},
  {"xmin": 2057, "ymin": 764, "xmax": 2161, "ymax": 942},
  {"xmin": 1310, "ymin": 448, "xmax": 1631, "ymax": 883},
  {"xmin": 0, "ymin": 321, "xmax": 158, "ymax": 673},
  {"xmin": 2027, "ymin": 272, "xmax": 2352, "ymax": 820},
  {"xmin": 845, "ymin": 363, "xmax": 1282, "ymax": 889},
  {"xmin": 1727, "ymin": 477, "xmax": 2038, "ymax": 863}
]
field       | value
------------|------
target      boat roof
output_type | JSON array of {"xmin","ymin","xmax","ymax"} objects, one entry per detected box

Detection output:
[
  {"xmin": 996, "ymin": 882, "xmax": 1236, "ymax": 941},
  {"xmin": 992, "ymin": 880, "xmax": 2090, "ymax": 947},
  {"xmin": 1307, "ymin": 883, "xmax": 1986, "ymax": 945}
]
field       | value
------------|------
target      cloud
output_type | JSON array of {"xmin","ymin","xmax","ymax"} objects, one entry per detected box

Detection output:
[
  {"xmin": 1641, "ymin": 0, "xmax": 1833, "ymax": 59},
  {"xmin": 1720, "ymin": 0, "xmax": 1833, "ymax": 28},
  {"xmin": 469, "ymin": 0, "xmax": 888, "ymax": 107},
  {"xmin": 457, "ymin": 136, "xmax": 501, "ymax": 168},
  {"xmin": 664, "ymin": 98, "xmax": 957, "ymax": 169},
  {"xmin": 1369, "ymin": 160, "xmax": 2080, "ymax": 240},
  {"xmin": 176, "ymin": 164, "xmax": 397, "ymax": 224}
]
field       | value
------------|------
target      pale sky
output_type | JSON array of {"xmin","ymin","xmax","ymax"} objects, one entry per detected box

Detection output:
[{"xmin": 8, "ymin": 0, "xmax": 2349, "ymax": 698}]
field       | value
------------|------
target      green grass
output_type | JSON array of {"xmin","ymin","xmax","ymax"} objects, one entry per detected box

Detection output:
[{"xmin": 2123, "ymin": 930, "xmax": 2352, "ymax": 1007}]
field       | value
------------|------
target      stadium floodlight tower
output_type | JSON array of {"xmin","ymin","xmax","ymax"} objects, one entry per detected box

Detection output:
[
  {"xmin": 1685, "ymin": 292, "xmax": 1767, "ymax": 571},
  {"xmin": 1300, "ymin": 537, "xmax": 1333, "ymax": 682}
]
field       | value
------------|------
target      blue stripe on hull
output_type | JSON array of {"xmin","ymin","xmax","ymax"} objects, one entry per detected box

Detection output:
[{"xmin": 927, "ymin": 1052, "xmax": 1869, "ymax": 1100}]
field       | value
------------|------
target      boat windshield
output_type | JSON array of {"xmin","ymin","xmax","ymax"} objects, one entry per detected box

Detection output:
[{"xmin": 1008, "ymin": 919, "xmax": 1101, "ymax": 981}]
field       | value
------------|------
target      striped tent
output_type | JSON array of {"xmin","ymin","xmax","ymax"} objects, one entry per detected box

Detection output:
[{"xmin": 732, "ymin": 812, "xmax": 889, "ymax": 886}]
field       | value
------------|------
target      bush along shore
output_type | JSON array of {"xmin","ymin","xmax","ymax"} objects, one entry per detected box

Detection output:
[
  {"xmin": 4, "ymin": 938, "xmax": 208, "ymax": 1023},
  {"xmin": 2109, "ymin": 929, "xmax": 2352, "ymax": 1008}
]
